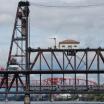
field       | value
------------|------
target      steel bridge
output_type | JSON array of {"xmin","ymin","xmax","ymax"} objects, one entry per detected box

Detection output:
[{"xmin": 0, "ymin": 1, "xmax": 104, "ymax": 103}]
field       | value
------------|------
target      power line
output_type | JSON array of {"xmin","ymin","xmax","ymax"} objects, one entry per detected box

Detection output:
[{"xmin": 31, "ymin": 2, "xmax": 104, "ymax": 8}]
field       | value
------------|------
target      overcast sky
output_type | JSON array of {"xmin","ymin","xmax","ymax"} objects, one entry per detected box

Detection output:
[{"xmin": 0, "ymin": 0, "xmax": 104, "ymax": 66}]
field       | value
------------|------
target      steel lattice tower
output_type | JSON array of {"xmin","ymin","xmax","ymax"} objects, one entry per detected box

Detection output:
[{"xmin": 7, "ymin": 1, "xmax": 30, "ymax": 103}]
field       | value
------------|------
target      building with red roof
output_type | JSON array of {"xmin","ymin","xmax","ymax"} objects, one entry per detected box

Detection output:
[{"xmin": 59, "ymin": 39, "xmax": 80, "ymax": 49}]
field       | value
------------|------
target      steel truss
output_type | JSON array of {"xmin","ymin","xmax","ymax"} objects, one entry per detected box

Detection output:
[{"xmin": 0, "ymin": 48, "xmax": 104, "ymax": 94}]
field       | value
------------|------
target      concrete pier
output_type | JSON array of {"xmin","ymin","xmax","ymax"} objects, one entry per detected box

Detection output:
[{"xmin": 24, "ymin": 94, "xmax": 30, "ymax": 104}]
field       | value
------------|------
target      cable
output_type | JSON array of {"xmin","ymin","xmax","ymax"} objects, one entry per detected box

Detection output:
[{"xmin": 31, "ymin": 2, "xmax": 104, "ymax": 8}]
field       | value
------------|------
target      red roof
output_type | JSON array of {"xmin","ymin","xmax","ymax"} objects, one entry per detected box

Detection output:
[{"xmin": 59, "ymin": 39, "xmax": 80, "ymax": 44}]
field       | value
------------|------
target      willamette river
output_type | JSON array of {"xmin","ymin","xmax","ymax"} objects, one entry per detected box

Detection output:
[{"xmin": 1, "ymin": 101, "xmax": 104, "ymax": 104}]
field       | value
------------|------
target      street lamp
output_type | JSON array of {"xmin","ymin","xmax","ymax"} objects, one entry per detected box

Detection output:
[{"xmin": 50, "ymin": 37, "xmax": 57, "ymax": 49}]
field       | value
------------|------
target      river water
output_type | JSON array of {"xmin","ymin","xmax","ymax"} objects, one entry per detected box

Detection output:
[{"xmin": 1, "ymin": 101, "xmax": 104, "ymax": 104}]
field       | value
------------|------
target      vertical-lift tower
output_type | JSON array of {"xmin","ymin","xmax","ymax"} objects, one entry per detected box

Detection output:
[{"xmin": 7, "ymin": 1, "xmax": 30, "ymax": 104}]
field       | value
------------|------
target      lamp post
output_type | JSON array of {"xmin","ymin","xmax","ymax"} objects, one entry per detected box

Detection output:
[{"xmin": 50, "ymin": 37, "xmax": 57, "ymax": 49}]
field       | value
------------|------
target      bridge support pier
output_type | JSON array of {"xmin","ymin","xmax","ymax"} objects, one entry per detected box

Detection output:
[{"xmin": 24, "ymin": 94, "xmax": 30, "ymax": 104}]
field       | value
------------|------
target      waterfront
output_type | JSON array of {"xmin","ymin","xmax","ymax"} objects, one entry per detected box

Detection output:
[{"xmin": 1, "ymin": 101, "xmax": 104, "ymax": 104}]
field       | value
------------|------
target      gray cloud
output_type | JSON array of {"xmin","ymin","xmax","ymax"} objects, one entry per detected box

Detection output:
[
  {"xmin": 1, "ymin": 0, "xmax": 104, "ymax": 66},
  {"xmin": 30, "ymin": 0, "xmax": 104, "ymax": 47}
]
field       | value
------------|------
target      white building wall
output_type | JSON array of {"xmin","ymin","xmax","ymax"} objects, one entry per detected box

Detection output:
[{"xmin": 59, "ymin": 44, "xmax": 78, "ymax": 49}]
